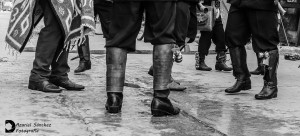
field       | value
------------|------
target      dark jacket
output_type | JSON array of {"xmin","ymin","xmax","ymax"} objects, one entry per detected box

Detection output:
[{"xmin": 227, "ymin": 0, "xmax": 277, "ymax": 11}]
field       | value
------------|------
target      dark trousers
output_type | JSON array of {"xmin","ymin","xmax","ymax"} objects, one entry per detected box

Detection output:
[
  {"xmin": 78, "ymin": 36, "xmax": 90, "ymax": 61},
  {"xmin": 175, "ymin": 2, "xmax": 197, "ymax": 46},
  {"xmin": 30, "ymin": 0, "xmax": 69, "ymax": 81},
  {"xmin": 198, "ymin": 17, "xmax": 227, "ymax": 56},
  {"xmin": 78, "ymin": 1, "xmax": 113, "ymax": 60},
  {"xmin": 106, "ymin": 2, "xmax": 176, "ymax": 51},
  {"xmin": 187, "ymin": 4, "xmax": 197, "ymax": 43},
  {"xmin": 225, "ymin": 6, "xmax": 279, "ymax": 51},
  {"xmin": 94, "ymin": 1, "xmax": 112, "ymax": 39}
]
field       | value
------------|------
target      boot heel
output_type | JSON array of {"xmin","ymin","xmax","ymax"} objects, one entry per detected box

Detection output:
[
  {"xmin": 86, "ymin": 61, "xmax": 91, "ymax": 69},
  {"xmin": 272, "ymin": 92, "xmax": 277, "ymax": 98},
  {"xmin": 242, "ymin": 79, "xmax": 251, "ymax": 90},
  {"xmin": 28, "ymin": 81, "xmax": 38, "ymax": 90},
  {"xmin": 28, "ymin": 84, "xmax": 38, "ymax": 90},
  {"xmin": 242, "ymin": 84, "xmax": 251, "ymax": 90},
  {"xmin": 151, "ymin": 109, "xmax": 169, "ymax": 117},
  {"xmin": 106, "ymin": 106, "xmax": 121, "ymax": 113},
  {"xmin": 215, "ymin": 65, "xmax": 222, "ymax": 71}
]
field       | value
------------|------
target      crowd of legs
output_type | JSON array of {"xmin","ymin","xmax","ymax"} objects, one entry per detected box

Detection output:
[{"xmin": 27, "ymin": 0, "xmax": 280, "ymax": 117}]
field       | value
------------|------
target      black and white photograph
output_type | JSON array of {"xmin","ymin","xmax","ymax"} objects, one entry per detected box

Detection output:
[{"xmin": 0, "ymin": 0, "xmax": 300, "ymax": 135}]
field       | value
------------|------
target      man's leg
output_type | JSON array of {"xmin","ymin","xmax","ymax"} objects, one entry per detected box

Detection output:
[
  {"xmin": 247, "ymin": 10, "xmax": 279, "ymax": 100},
  {"xmin": 196, "ymin": 31, "xmax": 213, "ymax": 71},
  {"xmin": 74, "ymin": 36, "xmax": 91, "ymax": 73},
  {"xmin": 173, "ymin": 1, "xmax": 191, "ymax": 63},
  {"xmin": 174, "ymin": 1, "xmax": 191, "ymax": 47},
  {"xmin": 225, "ymin": 6, "xmax": 251, "ymax": 93},
  {"xmin": 146, "ymin": 1, "xmax": 191, "ymax": 91},
  {"xmin": 250, "ymin": 40, "xmax": 265, "ymax": 75},
  {"xmin": 28, "ymin": 0, "xmax": 63, "ymax": 93},
  {"xmin": 47, "ymin": 7, "xmax": 84, "ymax": 91},
  {"xmin": 94, "ymin": 1, "xmax": 113, "ymax": 39},
  {"xmin": 105, "ymin": 2, "xmax": 143, "ymax": 113},
  {"xmin": 74, "ymin": 1, "xmax": 113, "ymax": 73},
  {"xmin": 186, "ymin": 3, "xmax": 197, "ymax": 43},
  {"xmin": 152, "ymin": 44, "xmax": 180, "ymax": 116},
  {"xmin": 49, "ymin": 40, "xmax": 85, "ymax": 91},
  {"xmin": 105, "ymin": 47, "xmax": 127, "ymax": 113},
  {"xmin": 144, "ymin": 2, "xmax": 180, "ymax": 116},
  {"xmin": 250, "ymin": 52, "xmax": 264, "ymax": 75},
  {"xmin": 212, "ymin": 18, "xmax": 232, "ymax": 71}
]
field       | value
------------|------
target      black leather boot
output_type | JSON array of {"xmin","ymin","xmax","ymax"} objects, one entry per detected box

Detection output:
[
  {"xmin": 195, "ymin": 52, "xmax": 212, "ymax": 71},
  {"xmin": 105, "ymin": 47, "xmax": 127, "ymax": 113},
  {"xmin": 151, "ymin": 90, "xmax": 180, "ymax": 117},
  {"xmin": 225, "ymin": 47, "xmax": 251, "ymax": 93},
  {"xmin": 74, "ymin": 37, "xmax": 91, "ymax": 73},
  {"xmin": 105, "ymin": 92, "xmax": 123, "ymax": 113},
  {"xmin": 50, "ymin": 78, "xmax": 85, "ymax": 91},
  {"xmin": 225, "ymin": 78, "xmax": 251, "ymax": 93},
  {"xmin": 28, "ymin": 80, "xmax": 62, "ymax": 93},
  {"xmin": 250, "ymin": 53, "xmax": 265, "ymax": 75},
  {"xmin": 215, "ymin": 51, "xmax": 233, "ymax": 71},
  {"xmin": 255, "ymin": 50, "xmax": 279, "ymax": 100},
  {"xmin": 151, "ymin": 44, "xmax": 180, "ymax": 116}
]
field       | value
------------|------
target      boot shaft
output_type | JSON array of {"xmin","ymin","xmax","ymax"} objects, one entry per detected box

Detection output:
[
  {"xmin": 215, "ymin": 51, "xmax": 233, "ymax": 71},
  {"xmin": 255, "ymin": 52, "xmax": 263, "ymax": 68},
  {"xmin": 255, "ymin": 49, "xmax": 279, "ymax": 100},
  {"xmin": 78, "ymin": 36, "xmax": 90, "ymax": 61},
  {"xmin": 250, "ymin": 53, "xmax": 265, "ymax": 75},
  {"xmin": 106, "ymin": 47, "xmax": 128, "ymax": 93},
  {"xmin": 153, "ymin": 44, "xmax": 174, "ymax": 91},
  {"xmin": 263, "ymin": 49, "xmax": 279, "ymax": 85},
  {"xmin": 229, "ymin": 47, "xmax": 250, "ymax": 80},
  {"xmin": 195, "ymin": 52, "xmax": 207, "ymax": 64},
  {"xmin": 195, "ymin": 52, "xmax": 212, "ymax": 71},
  {"xmin": 216, "ymin": 51, "xmax": 226, "ymax": 63}
]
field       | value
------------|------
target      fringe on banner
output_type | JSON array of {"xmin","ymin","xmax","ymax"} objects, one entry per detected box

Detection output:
[
  {"xmin": 56, "ymin": 36, "xmax": 85, "ymax": 62},
  {"xmin": 56, "ymin": 22, "xmax": 95, "ymax": 62},
  {"xmin": 55, "ymin": 34, "xmax": 89, "ymax": 62},
  {"xmin": 5, "ymin": 43, "xmax": 19, "ymax": 60}
]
